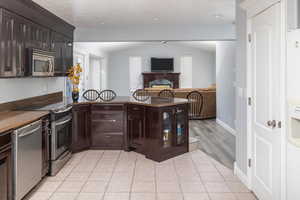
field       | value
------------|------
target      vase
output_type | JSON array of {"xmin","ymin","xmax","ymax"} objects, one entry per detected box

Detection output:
[{"xmin": 72, "ymin": 91, "xmax": 79, "ymax": 103}]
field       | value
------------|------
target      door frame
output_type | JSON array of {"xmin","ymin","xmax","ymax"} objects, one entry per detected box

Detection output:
[{"xmin": 241, "ymin": 0, "xmax": 287, "ymax": 199}]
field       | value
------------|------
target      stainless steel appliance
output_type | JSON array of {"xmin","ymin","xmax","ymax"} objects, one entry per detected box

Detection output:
[
  {"xmin": 24, "ymin": 102, "xmax": 73, "ymax": 176},
  {"xmin": 50, "ymin": 107, "xmax": 72, "ymax": 175},
  {"xmin": 27, "ymin": 48, "xmax": 55, "ymax": 77},
  {"xmin": 12, "ymin": 120, "xmax": 42, "ymax": 200}
]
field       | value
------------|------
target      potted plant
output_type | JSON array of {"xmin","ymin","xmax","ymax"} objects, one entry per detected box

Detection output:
[{"xmin": 68, "ymin": 63, "xmax": 83, "ymax": 103}]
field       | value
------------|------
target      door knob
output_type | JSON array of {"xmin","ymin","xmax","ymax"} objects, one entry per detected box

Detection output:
[{"xmin": 267, "ymin": 120, "xmax": 277, "ymax": 128}]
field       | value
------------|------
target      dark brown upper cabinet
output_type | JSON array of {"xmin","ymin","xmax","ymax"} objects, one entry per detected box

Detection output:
[
  {"xmin": 0, "ymin": 0, "xmax": 74, "ymax": 78},
  {"xmin": 51, "ymin": 32, "xmax": 73, "ymax": 76},
  {"xmin": 0, "ymin": 9, "xmax": 21, "ymax": 77}
]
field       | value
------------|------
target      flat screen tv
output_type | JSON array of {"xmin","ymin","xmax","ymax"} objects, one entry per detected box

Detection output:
[{"xmin": 151, "ymin": 58, "xmax": 174, "ymax": 72}]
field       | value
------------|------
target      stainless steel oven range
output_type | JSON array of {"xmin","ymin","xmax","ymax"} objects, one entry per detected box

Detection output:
[{"xmin": 50, "ymin": 106, "xmax": 73, "ymax": 175}]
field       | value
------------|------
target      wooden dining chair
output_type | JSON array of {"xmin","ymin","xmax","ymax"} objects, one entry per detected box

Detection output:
[
  {"xmin": 187, "ymin": 91, "xmax": 204, "ymax": 120},
  {"xmin": 99, "ymin": 89, "xmax": 117, "ymax": 101},
  {"xmin": 82, "ymin": 89, "xmax": 100, "ymax": 101},
  {"xmin": 158, "ymin": 89, "xmax": 175, "ymax": 98},
  {"xmin": 132, "ymin": 89, "xmax": 150, "ymax": 101}
]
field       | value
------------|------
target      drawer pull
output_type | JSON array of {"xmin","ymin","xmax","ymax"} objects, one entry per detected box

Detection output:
[{"xmin": 93, "ymin": 119, "xmax": 117, "ymax": 123}]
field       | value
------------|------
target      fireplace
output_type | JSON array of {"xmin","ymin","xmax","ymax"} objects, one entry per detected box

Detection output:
[
  {"xmin": 149, "ymin": 79, "xmax": 173, "ymax": 88},
  {"xmin": 142, "ymin": 73, "xmax": 180, "ymax": 88}
]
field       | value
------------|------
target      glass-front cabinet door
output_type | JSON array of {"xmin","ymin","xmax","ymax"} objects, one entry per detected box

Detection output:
[
  {"xmin": 175, "ymin": 106, "xmax": 187, "ymax": 146},
  {"xmin": 162, "ymin": 109, "xmax": 174, "ymax": 149}
]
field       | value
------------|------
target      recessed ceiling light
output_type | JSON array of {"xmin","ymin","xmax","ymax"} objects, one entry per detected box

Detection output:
[
  {"xmin": 153, "ymin": 17, "xmax": 159, "ymax": 21},
  {"xmin": 214, "ymin": 14, "xmax": 224, "ymax": 19}
]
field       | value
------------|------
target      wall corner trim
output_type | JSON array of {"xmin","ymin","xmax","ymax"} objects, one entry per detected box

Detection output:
[
  {"xmin": 216, "ymin": 118, "xmax": 236, "ymax": 136},
  {"xmin": 234, "ymin": 162, "xmax": 251, "ymax": 189}
]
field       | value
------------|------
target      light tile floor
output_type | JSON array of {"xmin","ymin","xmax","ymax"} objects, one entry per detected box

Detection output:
[{"xmin": 27, "ymin": 150, "xmax": 257, "ymax": 200}]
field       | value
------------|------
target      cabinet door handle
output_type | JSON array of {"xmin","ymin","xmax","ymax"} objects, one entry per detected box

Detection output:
[{"xmin": 94, "ymin": 119, "xmax": 116, "ymax": 123}]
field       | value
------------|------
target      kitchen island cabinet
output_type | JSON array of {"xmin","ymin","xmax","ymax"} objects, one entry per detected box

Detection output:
[
  {"xmin": 91, "ymin": 104, "xmax": 125, "ymax": 150},
  {"xmin": 72, "ymin": 97, "xmax": 189, "ymax": 162},
  {"xmin": 72, "ymin": 104, "xmax": 90, "ymax": 153}
]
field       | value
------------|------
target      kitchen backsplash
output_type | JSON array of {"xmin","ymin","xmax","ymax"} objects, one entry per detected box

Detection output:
[{"xmin": 0, "ymin": 77, "xmax": 67, "ymax": 104}]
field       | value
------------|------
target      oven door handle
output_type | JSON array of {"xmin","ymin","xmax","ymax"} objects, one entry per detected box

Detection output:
[
  {"xmin": 54, "ymin": 106, "xmax": 72, "ymax": 114},
  {"xmin": 56, "ymin": 118, "xmax": 72, "ymax": 126}
]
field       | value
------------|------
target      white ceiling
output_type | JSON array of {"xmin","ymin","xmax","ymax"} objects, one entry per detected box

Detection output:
[
  {"xmin": 74, "ymin": 41, "xmax": 216, "ymax": 54},
  {"xmin": 33, "ymin": 0, "xmax": 235, "ymax": 29}
]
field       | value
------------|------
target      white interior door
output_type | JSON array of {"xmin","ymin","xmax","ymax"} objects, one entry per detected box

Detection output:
[
  {"xmin": 129, "ymin": 57, "xmax": 142, "ymax": 94},
  {"xmin": 180, "ymin": 56, "xmax": 193, "ymax": 88},
  {"xmin": 250, "ymin": 3, "xmax": 282, "ymax": 200}
]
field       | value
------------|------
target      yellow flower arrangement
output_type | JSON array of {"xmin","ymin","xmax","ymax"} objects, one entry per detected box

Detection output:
[{"xmin": 68, "ymin": 63, "xmax": 83, "ymax": 93}]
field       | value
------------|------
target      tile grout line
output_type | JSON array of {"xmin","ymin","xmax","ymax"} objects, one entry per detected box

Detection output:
[
  {"xmin": 172, "ymin": 158, "xmax": 185, "ymax": 199},
  {"xmin": 101, "ymin": 151, "xmax": 122, "ymax": 200},
  {"xmin": 190, "ymin": 150, "xmax": 212, "ymax": 200},
  {"xmin": 75, "ymin": 150, "xmax": 105, "ymax": 200},
  {"xmin": 47, "ymin": 151, "xmax": 87, "ymax": 200},
  {"xmin": 154, "ymin": 160, "xmax": 158, "ymax": 200},
  {"xmin": 128, "ymin": 153, "xmax": 138, "ymax": 200}
]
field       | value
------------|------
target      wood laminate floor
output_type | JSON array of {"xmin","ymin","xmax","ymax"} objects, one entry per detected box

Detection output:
[{"xmin": 189, "ymin": 119, "xmax": 236, "ymax": 169}]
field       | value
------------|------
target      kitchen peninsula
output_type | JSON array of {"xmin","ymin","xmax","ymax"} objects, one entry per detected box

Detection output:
[{"xmin": 72, "ymin": 96, "xmax": 189, "ymax": 162}]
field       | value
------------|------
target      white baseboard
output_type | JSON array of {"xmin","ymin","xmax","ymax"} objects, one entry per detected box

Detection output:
[
  {"xmin": 216, "ymin": 118, "xmax": 236, "ymax": 136},
  {"xmin": 234, "ymin": 162, "xmax": 251, "ymax": 189}
]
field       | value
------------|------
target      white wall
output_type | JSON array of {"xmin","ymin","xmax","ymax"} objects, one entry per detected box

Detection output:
[
  {"xmin": 107, "ymin": 43, "xmax": 216, "ymax": 96},
  {"xmin": 0, "ymin": 77, "xmax": 66, "ymax": 104},
  {"xmin": 75, "ymin": 24, "xmax": 235, "ymax": 42},
  {"xmin": 286, "ymin": 30, "xmax": 300, "ymax": 200},
  {"xmin": 216, "ymin": 41, "xmax": 236, "ymax": 130},
  {"xmin": 235, "ymin": 0, "xmax": 249, "ymax": 176},
  {"xmin": 74, "ymin": 43, "xmax": 109, "ymax": 91}
]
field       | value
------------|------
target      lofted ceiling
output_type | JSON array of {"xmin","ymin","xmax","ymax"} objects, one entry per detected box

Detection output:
[{"xmin": 33, "ymin": 0, "xmax": 235, "ymax": 29}]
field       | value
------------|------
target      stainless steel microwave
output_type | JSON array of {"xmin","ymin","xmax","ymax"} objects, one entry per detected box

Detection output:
[{"xmin": 27, "ymin": 49, "xmax": 55, "ymax": 77}]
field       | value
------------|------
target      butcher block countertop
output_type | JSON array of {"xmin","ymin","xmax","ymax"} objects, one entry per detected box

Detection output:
[{"xmin": 0, "ymin": 111, "xmax": 49, "ymax": 134}]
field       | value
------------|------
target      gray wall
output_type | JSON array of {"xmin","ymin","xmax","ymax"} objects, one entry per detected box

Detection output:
[
  {"xmin": 107, "ymin": 44, "xmax": 216, "ymax": 96},
  {"xmin": 235, "ymin": 0, "xmax": 248, "ymax": 174},
  {"xmin": 216, "ymin": 41, "xmax": 236, "ymax": 130}
]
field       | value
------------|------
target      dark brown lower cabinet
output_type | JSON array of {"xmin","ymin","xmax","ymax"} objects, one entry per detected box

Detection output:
[
  {"xmin": 71, "ymin": 102, "xmax": 189, "ymax": 162},
  {"xmin": 145, "ymin": 104, "xmax": 189, "ymax": 162},
  {"xmin": 91, "ymin": 104, "xmax": 124, "ymax": 150},
  {"xmin": 72, "ymin": 104, "xmax": 91, "ymax": 152},
  {"xmin": 0, "ymin": 132, "xmax": 12, "ymax": 200},
  {"xmin": 42, "ymin": 117, "xmax": 50, "ymax": 177},
  {"xmin": 127, "ymin": 104, "xmax": 145, "ymax": 153}
]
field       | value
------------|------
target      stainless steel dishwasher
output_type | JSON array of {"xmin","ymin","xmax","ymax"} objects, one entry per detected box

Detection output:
[{"xmin": 12, "ymin": 120, "xmax": 42, "ymax": 200}]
